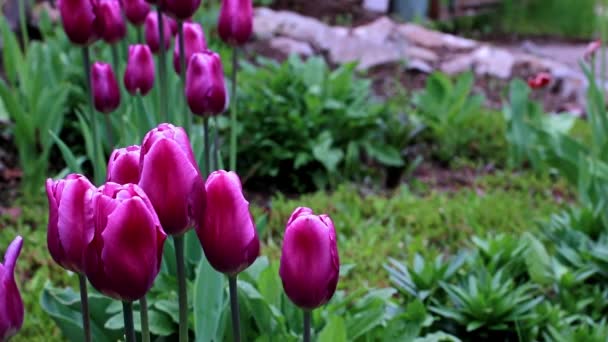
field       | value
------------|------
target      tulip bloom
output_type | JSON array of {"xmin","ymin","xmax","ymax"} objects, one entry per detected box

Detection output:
[
  {"xmin": 46, "ymin": 174, "xmax": 96, "ymax": 273},
  {"xmin": 161, "ymin": 0, "xmax": 201, "ymax": 20},
  {"xmin": 527, "ymin": 72, "xmax": 552, "ymax": 90},
  {"xmin": 145, "ymin": 11, "xmax": 172, "ymax": 53},
  {"xmin": 0, "ymin": 236, "xmax": 24, "ymax": 341},
  {"xmin": 173, "ymin": 22, "xmax": 207, "ymax": 74},
  {"xmin": 107, "ymin": 145, "xmax": 141, "ymax": 184},
  {"xmin": 185, "ymin": 51, "xmax": 228, "ymax": 116},
  {"xmin": 196, "ymin": 171, "xmax": 259, "ymax": 275},
  {"xmin": 91, "ymin": 62, "xmax": 121, "ymax": 113},
  {"xmin": 85, "ymin": 183, "xmax": 167, "ymax": 301},
  {"xmin": 123, "ymin": 0, "xmax": 150, "ymax": 26},
  {"xmin": 98, "ymin": 0, "xmax": 127, "ymax": 44},
  {"xmin": 584, "ymin": 39, "xmax": 602, "ymax": 61},
  {"xmin": 279, "ymin": 207, "xmax": 340, "ymax": 310},
  {"xmin": 218, "ymin": 0, "xmax": 253, "ymax": 46},
  {"xmin": 58, "ymin": 0, "xmax": 100, "ymax": 45},
  {"xmin": 139, "ymin": 123, "xmax": 205, "ymax": 235},
  {"xmin": 124, "ymin": 44, "xmax": 155, "ymax": 96}
]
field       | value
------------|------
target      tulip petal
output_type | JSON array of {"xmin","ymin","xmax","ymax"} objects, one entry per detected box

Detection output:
[
  {"xmin": 0, "ymin": 236, "xmax": 24, "ymax": 340},
  {"xmin": 56, "ymin": 180, "xmax": 93, "ymax": 272},
  {"xmin": 46, "ymin": 179, "xmax": 66, "ymax": 266},
  {"xmin": 101, "ymin": 197, "xmax": 163, "ymax": 301},
  {"xmin": 139, "ymin": 138, "xmax": 201, "ymax": 234}
]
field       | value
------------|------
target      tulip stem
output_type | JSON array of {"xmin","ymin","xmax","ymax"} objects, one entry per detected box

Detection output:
[
  {"xmin": 111, "ymin": 44, "xmax": 120, "ymax": 78},
  {"xmin": 174, "ymin": 235, "xmax": 188, "ymax": 342},
  {"xmin": 18, "ymin": 0, "xmax": 28, "ymax": 52},
  {"xmin": 177, "ymin": 20, "xmax": 192, "ymax": 134},
  {"xmin": 213, "ymin": 116, "xmax": 220, "ymax": 170},
  {"xmin": 82, "ymin": 47, "xmax": 103, "ymax": 185},
  {"xmin": 157, "ymin": 8, "xmax": 169, "ymax": 123},
  {"xmin": 137, "ymin": 26, "xmax": 143, "ymax": 44},
  {"xmin": 303, "ymin": 310, "xmax": 311, "ymax": 342},
  {"xmin": 229, "ymin": 47, "xmax": 239, "ymax": 172},
  {"xmin": 228, "ymin": 276, "xmax": 241, "ymax": 342},
  {"xmin": 140, "ymin": 295, "xmax": 151, "ymax": 342},
  {"xmin": 105, "ymin": 114, "xmax": 114, "ymax": 149},
  {"xmin": 78, "ymin": 274, "xmax": 92, "ymax": 342},
  {"xmin": 122, "ymin": 301, "xmax": 136, "ymax": 342},
  {"xmin": 204, "ymin": 117, "xmax": 210, "ymax": 177}
]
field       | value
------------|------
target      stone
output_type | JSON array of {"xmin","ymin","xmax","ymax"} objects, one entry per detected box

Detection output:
[
  {"xmin": 441, "ymin": 54, "xmax": 474, "ymax": 75},
  {"xmin": 405, "ymin": 46, "xmax": 439, "ymax": 63},
  {"xmin": 253, "ymin": 8, "xmax": 281, "ymax": 39},
  {"xmin": 397, "ymin": 23, "xmax": 477, "ymax": 51},
  {"xmin": 268, "ymin": 37, "xmax": 314, "ymax": 57},
  {"xmin": 363, "ymin": 0, "xmax": 390, "ymax": 13},
  {"xmin": 352, "ymin": 17, "xmax": 395, "ymax": 45},
  {"xmin": 407, "ymin": 59, "xmax": 433, "ymax": 73},
  {"xmin": 472, "ymin": 46, "xmax": 514, "ymax": 79},
  {"xmin": 273, "ymin": 11, "xmax": 331, "ymax": 49}
]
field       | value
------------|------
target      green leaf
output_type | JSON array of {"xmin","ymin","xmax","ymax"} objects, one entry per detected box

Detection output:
[
  {"xmin": 0, "ymin": 15, "xmax": 23, "ymax": 85},
  {"xmin": 193, "ymin": 256, "xmax": 226, "ymax": 342},
  {"xmin": 313, "ymin": 132, "xmax": 344, "ymax": 173},
  {"xmin": 365, "ymin": 143, "xmax": 405, "ymax": 167},
  {"xmin": 524, "ymin": 233, "xmax": 552, "ymax": 285},
  {"xmin": 49, "ymin": 131, "xmax": 83, "ymax": 174},
  {"xmin": 318, "ymin": 316, "xmax": 347, "ymax": 342}
]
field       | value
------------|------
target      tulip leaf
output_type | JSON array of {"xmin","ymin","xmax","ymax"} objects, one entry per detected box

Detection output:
[
  {"xmin": 41, "ymin": 283, "xmax": 121, "ymax": 342},
  {"xmin": 154, "ymin": 299, "xmax": 180, "ymax": 324},
  {"xmin": 318, "ymin": 316, "xmax": 348, "ymax": 342},
  {"xmin": 185, "ymin": 229, "xmax": 203, "ymax": 267},
  {"xmin": 49, "ymin": 131, "xmax": 83, "ymax": 174},
  {"xmin": 106, "ymin": 309, "xmax": 176, "ymax": 336},
  {"xmin": 194, "ymin": 256, "xmax": 226, "ymax": 342}
]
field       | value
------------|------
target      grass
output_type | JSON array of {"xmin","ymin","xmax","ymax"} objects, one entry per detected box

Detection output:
[{"xmin": 1, "ymin": 170, "xmax": 570, "ymax": 341}]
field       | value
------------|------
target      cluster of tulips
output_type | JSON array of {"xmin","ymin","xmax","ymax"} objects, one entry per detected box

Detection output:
[{"xmin": 0, "ymin": 0, "xmax": 341, "ymax": 342}]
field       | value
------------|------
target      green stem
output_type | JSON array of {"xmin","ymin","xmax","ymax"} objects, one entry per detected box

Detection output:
[
  {"xmin": 82, "ymin": 47, "xmax": 102, "ymax": 185},
  {"xmin": 177, "ymin": 20, "xmax": 192, "ymax": 134},
  {"xmin": 204, "ymin": 117, "xmax": 210, "ymax": 177},
  {"xmin": 140, "ymin": 296, "xmax": 151, "ymax": 342},
  {"xmin": 303, "ymin": 310, "xmax": 311, "ymax": 342},
  {"xmin": 137, "ymin": 25, "xmax": 143, "ymax": 43},
  {"xmin": 78, "ymin": 274, "xmax": 91, "ymax": 342},
  {"xmin": 229, "ymin": 47, "xmax": 239, "ymax": 171},
  {"xmin": 105, "ymin": 114, "xmax": 114, "ymax": 149},
  {"xmin": 229, "ymin": 276, "xmax": 241, "ymax": 342},
  {"xmin": 111, "ymin": 44, "xmax": 120, "ymax": 76},
  {"xmin": 213, "ymin": 116, "xmax": 220, "ymax": 170},
  {"xmin": 122, "ymin": 301, "xmax": 136, "ymax": 342},
  {"xmin": 174, "ymin": 235, "xmax": 188, "ymax": 342},
  {"xmin": 18, "ymin": 0, "xmax": 28, "ymax": 52},
  {"xmin": 157, "ymin": 8, "xmax": 168, "ymax": 123}
]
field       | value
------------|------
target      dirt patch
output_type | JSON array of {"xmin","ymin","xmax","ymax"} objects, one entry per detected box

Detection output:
[
  {"xmin": 0, "ymin": 126, "xmax": 20, "ymax": 208},
  {"xmin": 270, "ymin": 0, "xmax": 381, "ymax": 26}
]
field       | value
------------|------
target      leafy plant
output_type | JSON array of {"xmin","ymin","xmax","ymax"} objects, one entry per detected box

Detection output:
[
  {"xmin": 232, "ymin": 55, "xmax": 404, "ymax": 191},
  {"xmin": 412, "ymin": 72, "xmax": 486, "ymax": 163}
]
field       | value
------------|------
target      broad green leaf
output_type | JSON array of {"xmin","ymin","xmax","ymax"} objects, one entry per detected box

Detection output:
[
  {"xmin": 193, "ymin": 256, "xmax": 226, "ymax": 342},
  {"xmin": 318, "ymin": 316, "xmax": 347, "ymax": 342}
]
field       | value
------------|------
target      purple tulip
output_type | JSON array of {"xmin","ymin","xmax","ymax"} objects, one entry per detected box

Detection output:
[
  {"xmin": 91, "ymin": 62, "xmax": 121, "ymax": 114},
  {"xmin": 98, "ymin": 0, "xmax": 127, "ymax": 44},
  {"xmin": 196, "ymin": 171, "xmax": 259, "ymax": 275},
  {"xmin": 173, "ymin": 22, "xmax": 207, "ymax": 74},
  {"xmin": 58, "ymin": 0, "xmax": 100, "ymax": 45},
  {"xmin": 124, "ymin": 44, "xmax": 155, "ymax": 96},
  {"xmin": 185, "ymin": 51, "xmax": 228, "ymax": 116},
  {"xmin": 218, "ymin": 0, "xmax": 253, "ymax": 46},
  {"xmin": 145, "ymin": 11, "xmax": 172, "ymax": 53},
  {"xmin": 46, "ymin": 174, "xmax": 96, "ymax": 273},
  {"xmin": 279, "ymin": 207, "xmax": 340, "ymax": 310},
  {"xmin": 139, "ymin": 123, "xmax": 205, "ymax": 236},
  {"xmin": 85, "ymin": 183, "xmax": 167, "ymax": 301},
  {"xmin": 0, "ymin": 236, "xmax": 24, "ymax": 341},
  {"xmin": 123, "ymin": 0, "xmax": 150, "ymax": 26},
  {"xmin": 160, "ymin": 0, "xmax": 201, "ymax": 20},
  {"xmin": 107, "ymin": 145, "xmax": 141, "ymax": 184}
]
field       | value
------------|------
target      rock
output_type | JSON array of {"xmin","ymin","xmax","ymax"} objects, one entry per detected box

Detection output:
[
  {"xmin": 352, "ymin": 17, "xmax": 395, "ymax": 45},
  {"xmin": 363, "ymin": 0, "xmax": 390, "ymax": 13},
  {"xmin": 317, "ymin": 26, "xmax": 350, "ymax": 51},
  {"xmin": 272, "ymin": 11, "xmax": 331, "ymax": 49},
  {"xmin": 268, "ymin": 37, "xmax": 314, "ymax": 57},
  {"xmin": 407, "ymin": 59, "xmax": 433, "ymax": 73},
  {"xmin": 405, "ymin": 46, "xmax": 439, "ymax": 63},
  {"xmin": 472, "ymin": 46, "xmax": 514, "ymax": 79},
  {"xmin": 397, "ymin": 23, "xmax": 477, "ymax": 51},
  {"xmin": 441, "ymin": 53, "xmax": 474, "ymax": 75},
  {"xmin": 253, "ymin": 8, "xmax": 282, "ymax": 39}
]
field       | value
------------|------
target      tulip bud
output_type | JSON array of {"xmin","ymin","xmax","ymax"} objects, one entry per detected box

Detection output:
[
  {"xmin": 279, "ymin": 207, "xmax": 340, "ymax": 310},
  {"xmin": 0, "ymin": 236, "xmax": 24, "ymax": 341},
  {"xmin": 139, "ymin": 123, "xmax": 205, "ymax": 236},
  {"xmin": 107, "ymin": 145, "xmax": 141, "ymax": 184},
  {"xmin": 84, "ymin": 183, "xmax": 166, "ymax": 301},
  {"xmin": 160, "ymin": 0, "xmax": 201, "ymax": 20},
  {"xmin": 46, "ymin": 174, "xmax": 96, "ymax": 273},
  {"xmin": 185, "ymin": 51, "xmax": 228, "ymax": 116},
  {"xmin": 168, "ymin": 17, "xmax": 179, "ymax": 35},
  {"xmin": 527, "ymin": 72, "xmax": 552, "ymax": 90},
  {"xmin": 145, "ymin": 11, "xmax": 173, "ymax": 53},
  {"xmin": 173, "ymin": 22, "xmax": 207, "ymax": 74},
  {"xmin": 123, "ymin": 0, "xmax": 150, "ymax": 26},
  {"xmin": 218, "ymin": 0, "xmax": 253, "ymax": 46},
  {"xmin": 98, "ymin": 0, "xmax": 127, "ymax": 44},
  {"xmin": 196, "ymin": 171, "xmax": 259, "ymax": 275},
  {"xmin": 124, "ymin": 44, "xmax": 155, "ymax": 96},
  {"xmin": 91, "ymin": 62, "xmax": 121, "ymax": 114},
  {"xmin": 58, "ymin": 0, "xmax": 100, "ymax": 45},
  {"xmin": 584, "ymin": 39, "xmax": 602, "ymax": 61}
]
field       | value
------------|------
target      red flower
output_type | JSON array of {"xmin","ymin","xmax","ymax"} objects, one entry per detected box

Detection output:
[{"xmin": 527, "ymin": 72, "xmax": 552, "ymax": 89}]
